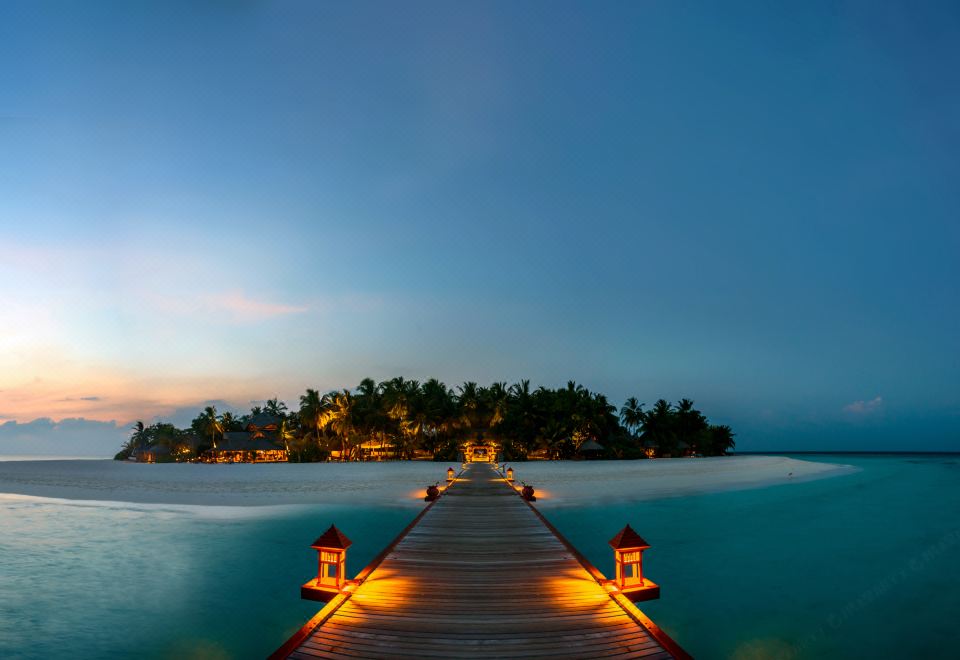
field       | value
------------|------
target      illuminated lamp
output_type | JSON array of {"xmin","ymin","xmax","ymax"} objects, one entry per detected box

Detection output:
[
  {"xmin": 447, "ymin": 467, "xmax": 455, "ymax": 481},
  {"xmin": 608, "ymin": 524, "xmax": 660, "ymax": 602},
  {"xmin": 301, "ymin": 524, "xmax": 352, "ymax": 602},
  {"xmin": 506, "ymin": 467, "xmax": 514, "ymax": 482}
]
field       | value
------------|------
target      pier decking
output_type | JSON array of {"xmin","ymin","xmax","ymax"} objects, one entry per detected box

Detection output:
[{"xmin": 272, "ymin": 463, "xmax": 688, "ymax": 659}]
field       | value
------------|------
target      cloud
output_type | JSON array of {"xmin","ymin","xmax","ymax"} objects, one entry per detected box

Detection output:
[
  {"xmin": 141, "ymin": 290, "xmax": 309, "ymax": 323},
  {"xmin": 843, "ymin": 396, "xmax": 884, "ymax": 415},
  {"xmin": 0, "ymin": 417, "xmax": 127, "ymax": 457},
  {"xmin": 206, "ymin": 291, "xmax": 308, "ymax": 322}
]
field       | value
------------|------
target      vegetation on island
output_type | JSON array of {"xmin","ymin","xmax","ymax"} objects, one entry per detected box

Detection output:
[{"xmin": 115, "ymin": 378, "xmax": 734, "ymax": 462}]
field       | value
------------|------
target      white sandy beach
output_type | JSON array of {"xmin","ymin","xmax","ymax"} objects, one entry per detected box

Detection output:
[
  {"xmin": 0, "ymin": 455, "xmax": 855, "ymax": 508},
  {"xmin": 505, "ymin": 455, "xmax": 857, "ymax": 507}
]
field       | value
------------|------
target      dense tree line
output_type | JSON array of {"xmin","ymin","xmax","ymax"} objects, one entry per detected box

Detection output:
[{"xmin": 116, "ymin": 378, "xmax": 734, "ymax": 461}]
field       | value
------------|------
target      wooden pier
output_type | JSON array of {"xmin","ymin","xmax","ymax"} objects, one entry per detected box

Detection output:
[{"xmin": 271, "ymin": 463, "xmax": 689, "ymax": 659}]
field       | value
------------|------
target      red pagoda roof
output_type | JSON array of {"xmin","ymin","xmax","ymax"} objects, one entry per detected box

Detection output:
[
  {"xmin": 311, "ymin": 524, "xmax": 353, "ymax": 550},
  {"xmin": 608, "ymin": 524, "xmax": 650, "ymax": 550}
]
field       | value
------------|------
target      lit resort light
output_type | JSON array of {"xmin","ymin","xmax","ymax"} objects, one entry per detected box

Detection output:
[
  {"xmin": 301, "ymin": 524, "xmax": 352, "ymax": 602},
  {"xmin": 608, "ymin": 524, "xmax": 661, "ymax": 602}
]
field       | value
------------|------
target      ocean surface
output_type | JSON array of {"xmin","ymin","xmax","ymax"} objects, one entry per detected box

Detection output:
[{"xmin": 1, "ymin": 454, "xmax": 958, "ymax": 659}]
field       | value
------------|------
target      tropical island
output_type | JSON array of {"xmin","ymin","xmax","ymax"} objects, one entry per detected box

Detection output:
[{"xmin": 115, "ymin": 378, "xmax": 735, "ymax": 463}]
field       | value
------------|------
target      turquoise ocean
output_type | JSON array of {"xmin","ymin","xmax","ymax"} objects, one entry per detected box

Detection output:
[{"xmin": 1, "ymin": 454, "xmax": 958, "ymax": 659}]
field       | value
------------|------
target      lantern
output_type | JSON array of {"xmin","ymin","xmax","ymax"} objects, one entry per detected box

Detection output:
[
  {"xmin": 301, "ymin": 524, "xmax": 352, "ymax": 602},
  {"xmin": 521, "ymin": 484, "xmax": 536, "ymax": 501},
  {"xmin": 506, "ymin": 467, "xmax": 514, "ymax": 482},
  {"xmin": 425, "ymin": 483, "xmax": 440, "ymax": 501},
  {"xmin": 447, "ymin": 467, "xmax": 456, "ymax": 481},
  {"xmin": 608, "ymin": 524, "xmax": 660, "ymax": 602}
]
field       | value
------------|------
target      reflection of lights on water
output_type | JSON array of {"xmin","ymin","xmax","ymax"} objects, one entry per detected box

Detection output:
[{"xmin": 730, "ymin": 638, "xmax": 795, "ymax": 660}]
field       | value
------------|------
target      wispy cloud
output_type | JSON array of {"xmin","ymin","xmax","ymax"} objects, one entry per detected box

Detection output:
[
  {"xmin": 206, "ymin": 291, "xmax": 308, "ymax": 322},
  {"xmin": 138, "ymin": 289, "xmax": 310, "ymax": 324},
  {"xmin": 843, "ymin": 396, "xmax": 884, "ymax": 415}
]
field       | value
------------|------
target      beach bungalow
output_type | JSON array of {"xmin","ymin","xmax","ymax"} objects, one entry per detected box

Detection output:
[
  {"xmin": 358, "ymin": 439, "xmax": 398, "ymax": 461},
  {"xmin": 137, "ymin": 444, "xmax": 171, "ymax": 463},
  {"xmin": 207, "ymin": 432, "xmax": 288, "ymax": 462},
  {"xmin": 578, "ymin": 439, "xmax": 605, "ymax": 459},
  {"xmin": 204, "ymin": 415, "xmax": 289, "ymax": 463},
  {"xmin": 642, "ymin": 440, "xmax": 658, "ymax": 459},
  {"xmin": 462, "ymin": 440, "xmax": 498, "ymax": 463}
]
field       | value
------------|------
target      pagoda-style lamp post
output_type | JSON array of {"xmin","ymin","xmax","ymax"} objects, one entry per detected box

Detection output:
[
  {"xmin": 301, "ymin": 524, "xmax": 352, "ymax": 602},
  {"xmin": 506, "ymin": 467, "xmax": 514, "ymax": 482},
  {"xmin": 608, "ymin": 524, "xmax": 660, "ymax": 602},
  {"xmin": 447, "ymin": 467, "xmax": 456, "ymax": 481}
]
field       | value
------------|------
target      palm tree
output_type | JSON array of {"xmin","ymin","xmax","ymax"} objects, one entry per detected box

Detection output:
[
  {"xmin": 354, "ymin": 377, "xmax": 387, "ymax": 456},
  {"xmin": 620, "ymin": 397, "xmax": 644, "ymax": 435},
  {"xmin": 219, "ymin": 411, "xmax": 239, "ymax": 433},
  {"xmin": 642, "ymin": 399, "xmax": 676, "ymax": 456},
  {"xmin": 299, "ymin": 388, "xmax": 324, "ymax": 448},
  {"xmin": 264, "ymin": 397, "xmax": 288, "ymax": 418},
  {"xmin": 675, "ymin": 398, "xmax": 707, "ymax": 452},
  {"xmin": 707, "ymin": 424, "xmax": 736, "ymax": 455},
  {"xmin": 537, "ymin": 418, "xmax": 568, "ymax": 459},
  {"xmin": 131, "ymin": 420, "xmax": 148, "ymax": 448},
  {"xmin": 457, "ymin": 382, "xmax": 481, "ymax": 431},
  {"xmin": 584, "ymin": 392, "xmax": 616, "ymax": 445},
  {"xmin": 319, "ymin": 390, "xmax": 357, "ymax": 460},
  {"xmin": 202, "ymin": 406, "xmax": 222, "ymax": 449},
  {"xmin": 276, "ymin": 418, "xmax": 295, "ymax": 455},
  {"xmin": 503, "ymin": 380, "xmax": 537, "ymax": 456},
  {"xmin": 486, "ymin": 382, "xmax": 510, "ymax": 429},
  {"xmin": 121, "ymin": 421, "xmax": 148, "ymax": 458}
]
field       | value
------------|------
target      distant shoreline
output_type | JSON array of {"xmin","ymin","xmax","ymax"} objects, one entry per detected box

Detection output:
[
  {"xmin": 2, "ymin": 450, "xmax": 955, "ymax": 462},
  {"xmin": 0, "ymin": 455, "xmax": 856, "ymax": 508},
  {"xmin": 734, "ymin": 450, "xmax": 960, "ymax": 456}
]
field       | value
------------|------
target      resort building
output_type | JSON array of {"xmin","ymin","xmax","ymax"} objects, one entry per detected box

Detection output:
[
  {"xmin": 136, "ymin": 445, "xmax": 170, "ymax": 463},
  {"xmin": 462, "ymin": 439, "xmax": 499, "ymax": 462},
  {"xmin": 678, "ymin": 440, "xmax": 697, "ymax": 458},
  {"xmin": 134, "ymin": 434, "xmax": 201, "ymax": 463},
  {"xmin": 578, "ymin": 439, "xmax": 605, "ymax": 458},
  {"xmin": 357, "ymin": 440, "xmax": 398, "ymax": 461},
  {"xmin": 204, "ymin": 414, "xmax": 289, "ymax": 463}
]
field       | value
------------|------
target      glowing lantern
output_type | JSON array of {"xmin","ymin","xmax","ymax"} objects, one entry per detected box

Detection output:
[
  {"xmin": 608, "ymin": 524, "xmax": 660, "ymax": 602},
  {"xmin": 447, "ymin": 467, "xmax": 455, "ymax": 481},
  {"xmin": 301, "ymin": 524, "xmax": 352, "ymax": 601},
  {"xmin": 424, "ymin": 483, "xmax": 440, "ymax": 501},
  {"xmin": 506, "ymin": 467, "xmax": 514, "ymax": 482}
]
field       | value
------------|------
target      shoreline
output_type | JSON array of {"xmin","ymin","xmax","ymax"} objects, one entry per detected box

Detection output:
[{"xmin": 0, "ymin": 455, "xmax": 857, "ymax": 508}]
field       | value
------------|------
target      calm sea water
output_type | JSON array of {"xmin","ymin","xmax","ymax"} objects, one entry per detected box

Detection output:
[
  {"xmin": 1, "ymin": 455, "xmax": 957, "ymax": 659},
  {"xmin": 551, "ymin": 454, "xmax": 960, "ymax": 659}
]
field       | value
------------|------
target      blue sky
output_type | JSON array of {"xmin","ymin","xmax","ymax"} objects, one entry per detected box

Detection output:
[{"xmin": 1, "ymin": 1, "xmax": 958, "ymax": 454}]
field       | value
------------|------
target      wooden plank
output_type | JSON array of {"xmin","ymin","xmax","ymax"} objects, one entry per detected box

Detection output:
[{"xmin": 273, "ymin": 462, "xmax": 689, "ymax": 659}]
